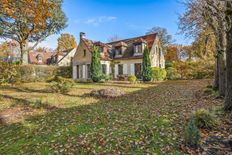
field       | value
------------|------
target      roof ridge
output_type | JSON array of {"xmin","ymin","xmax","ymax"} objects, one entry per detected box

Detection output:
[{"xmin": 106, "ymin": 33, "xmax": 157, "ymax": 44}]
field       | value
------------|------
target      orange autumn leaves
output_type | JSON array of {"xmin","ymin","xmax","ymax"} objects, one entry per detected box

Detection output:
[{"xmin": 1, "ymin": 0, "xmax": 55, "ymax": 32}]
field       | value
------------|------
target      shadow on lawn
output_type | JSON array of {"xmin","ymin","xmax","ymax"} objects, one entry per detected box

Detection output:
[
  {"xmin": 0, "ymin": 94, "xmax": 58, "ymax": 112},
  {"xmin": 2, "ymin": 86, "xmax": 53, "ymax": 94},
  {"xmin": 0, "ymin": 80, "xmax": 212, "ymax": 154}
]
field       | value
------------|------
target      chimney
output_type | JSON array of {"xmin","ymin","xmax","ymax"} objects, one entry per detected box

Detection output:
[{"xmin": 80, "ymin": 32, "xmax": 86, "ymax": 39}]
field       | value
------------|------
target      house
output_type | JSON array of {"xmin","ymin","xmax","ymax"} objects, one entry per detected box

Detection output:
[
  {"xmin": 72, "ymin": 32, "xmax": 165, "ymax": 80},
  {"xmin": 28, "ymin": 50, "xmax": 56, "ymax": 65},
  {"xmin": 56, "ymin": 48, "xmax": 77, "ymax": 66}
]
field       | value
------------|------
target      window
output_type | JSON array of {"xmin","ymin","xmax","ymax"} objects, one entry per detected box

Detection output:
[
  {"xmin": 102, "ymin": 64, "xmax": 107, "ymax": 74},
  {"xmin": 87, "ymin": 64, "xmax": 91, "ymax": 78},
  {"xmin": 99, "ymin": 47, "xmax": 104, "ymax": 53},
  {"xmin": 37, "ymin": 54, "xmax": 42, "ymax": 63},
  {"xmin": 76, "ymin": 65, "xmax": 79, "ymax": 79},
  {"xmin": 118, "ymin": 64, "xmax": 123, "ymax": 75},
  {"xmin": 83, "ymin": 50, "xmax": 86, "ymax": 57},
  {"xmin": 115, "ymin": 47, "xmax": 122, "ymax": 55},
  {"xmin": 135, "ymin": 44, "xmax": 143, "ymax": 53}
]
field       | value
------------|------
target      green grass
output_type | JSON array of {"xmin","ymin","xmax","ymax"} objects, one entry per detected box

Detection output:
[{"xmin": 0, "ymin": 80, "xmax": 220, "ymax": 154}]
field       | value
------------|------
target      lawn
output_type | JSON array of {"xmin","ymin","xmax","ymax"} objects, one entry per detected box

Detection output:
[{"xmin": 0, "ymin": 80, "xmax": 223, "ymax": 154}]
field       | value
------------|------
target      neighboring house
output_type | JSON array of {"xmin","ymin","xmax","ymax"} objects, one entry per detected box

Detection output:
[
  {"xmin": 57, "ymin": 48, "xmax": 77, "ymax": 66},
  {"xmin": 72, "ymin": 32, "xmax": 165, "ymax": 80},
  {"xmin": 28, "ymin": 51, "xmax": 56, "ymax": 65}
]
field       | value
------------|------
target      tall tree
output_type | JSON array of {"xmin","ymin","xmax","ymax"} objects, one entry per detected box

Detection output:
[
  {"xmin": 179, "ymin": 0, "xmax": 232, "ymax": 112},
  {"xmin": 179, "ymin": 0, "xmax": 226, "ymax": 96},
  {"xmin": 90, "ymin": 46, "xmax": 102, "ymax": 82},
  {"xmin": 165, "ymin": 45, "xmax": 179, "ymax": 62},
  {"xmin": 0, "ymin": 0, "xmax": 67, "ymax": 64},
  {"xmin": 107, "ymin": 35, "xmax": 120, "ymax": 42},
  {"xmin": 142, "ymin": 46, "xmax": 152, "ymax": 82},
  {"xmin": 224, "ymin": 1, "xmax": 232, "ymax": 112},
  {"xmin": 147, "ymin": 26, "xmax": 173, "ymax": 53},
  {"xmin": 57, "ymin": 33, "xmax": 77, "ymax": 53}
]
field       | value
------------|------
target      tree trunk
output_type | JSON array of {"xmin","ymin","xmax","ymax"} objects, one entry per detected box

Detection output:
[
  {"xmin": 218, "ymin": 52, "xmax": 226, "ymax": 96},
  {"xmin": 217, "ymin": 31, "xmax": 226, "ymax": 96},
  {"xmin": 214, "ymin": 56, "xmax": 219, "ymax": 90},
  {"xmin": 19, "ymin": 41, "xmax": 29, "ymax": 64},
  {"xmin": 224, "ymin": 26, "xmax": 232, "ymax": 112}
]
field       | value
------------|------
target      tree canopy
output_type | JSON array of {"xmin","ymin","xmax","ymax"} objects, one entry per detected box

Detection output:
[
  {"xmin": 147, "ymin": 26, "xmax": 173, "ymax": 52},
  {"xmin": 0, "ymin": 0, "xmax": 67, "ymax": 64},
  {"xmin": 57, "ymin": 33, "xmax": 77, "ymax": 53}
]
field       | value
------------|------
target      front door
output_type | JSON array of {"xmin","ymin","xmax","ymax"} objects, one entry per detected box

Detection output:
[{"xmin": 134, "ymin": 63, "xmax": 142, "ymax": 79}]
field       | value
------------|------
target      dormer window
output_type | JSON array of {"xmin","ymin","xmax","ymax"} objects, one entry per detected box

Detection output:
[
  {"xmin": 134, "ymin": 43, "xmax": 144, "ymax": 56},
  {"xmin": 37, "ymin": 54, "xmax": 42, "ymax": 63},
  {"xmin": 83, "ymin": 50, "xmax": 86, "ymax": 57},
  {"xmin": 116, "ymin": 48, "xmax": 122, "ymax": 55}
]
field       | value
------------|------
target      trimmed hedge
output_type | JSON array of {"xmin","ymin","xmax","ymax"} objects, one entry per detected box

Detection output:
[{"xmin": 18, "ymin": 65, "xmax": 72, "ymax": 83}]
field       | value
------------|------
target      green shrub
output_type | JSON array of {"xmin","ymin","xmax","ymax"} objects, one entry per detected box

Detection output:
[
  {"xmin": 55, "ymin": 66, "xmax": 72, "ymax": 78},
  {"xmin": 184, "ymin": 117, "xmax": 200, "ymax": 147},
  {"xmin": 152, "ymin": 67, "xmax": 167, "ymax": 81},
  {"xmin": 50, "ymin": 76, "xmax": 75, "ymax": 94},
  {"xmin": 142, "ymin": 47, "xmax": 152, "ymax": 81},
  {"xmin": 165, "ymin": 61, "xmax": 174, "ymax": 68},
  {"xmin": 128, "ymin": 75, "xmax": 137, "ymax": 83},
  {"xmin": 90, "ymin": 46, "xmax": 102, "ymax": 82},
  {"xmin": 192, "ymin": 109, "xmax": 216, "ymax": 129},
  {"xmin": 0, "ymin": 61, "xmax": 20, "ymax": 85},
  {"xmin": 32, "ymin": 99, "xmax": 43, "ymax": 109},
  {"xmin": 166, "ymin": 67, "xmax": 180, "ymax": 80},
  {"xmin": 100, "ymin": 74, "xmax": 111, "ymax": 81},
  {"xmin": 203, "ymin": 88, "xmax": 215, "ymax": 96},
  {"xmin": 18, "ymin": 65, "xmax": 56, "ymax": 82}
]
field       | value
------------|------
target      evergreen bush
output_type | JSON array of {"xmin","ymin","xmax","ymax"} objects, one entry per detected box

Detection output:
[
  {"xmin": 142, "ymin": 47, "xmax": 152, "ymax": 81},
  {"xmin": 90, "ymin": 46, "xmax": 102, "ymax": 82},
  {"xmin": 50, "ymin": 76, "xmax": 75, "ymax": 94},
  {"xmin": 184, "ymin": 117, "xmax": 200, "ymax": 147}
]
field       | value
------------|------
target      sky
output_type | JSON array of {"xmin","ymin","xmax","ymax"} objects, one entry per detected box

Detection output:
[{"xmin": 37, "ymin": 0, "xmax": 191, "ymax": 49}]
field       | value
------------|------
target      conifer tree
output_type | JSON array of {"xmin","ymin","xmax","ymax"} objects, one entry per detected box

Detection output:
[
  {"xmin": 142, "ymin": 46, "xmax": 152, "ymax": 81},
  {"xmin": 90, "ymin": 46, "xmax": 102, "ymax": 82}
]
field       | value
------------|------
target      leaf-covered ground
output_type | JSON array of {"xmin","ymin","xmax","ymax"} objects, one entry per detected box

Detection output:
[{"xmin": 0, "ymin": 80, "xmax": 225, "ymax": 154}]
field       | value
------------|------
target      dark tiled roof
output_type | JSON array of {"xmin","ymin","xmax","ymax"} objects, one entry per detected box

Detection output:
[
  {"xmin": 81, "ymin": 33, "xmax": 157, "ymax": 60},
  {"xmin": 29, "ymin": 51, "xmax": 56, "ymax": 65}
]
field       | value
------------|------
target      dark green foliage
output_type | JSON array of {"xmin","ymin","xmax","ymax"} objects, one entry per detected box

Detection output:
[
  {"xmin": 203, "ymin": 88, "xmax": 215, "ymax": 96},
  {"xmin": 166, "ymin": 67, "xmax": 181, "ymax": 80},
  {"xmin": 152, "ymin": 67, "xmax": 167, "ymax": 81},
  {"xmin": 100, "ymin": 74, "xmax": 111, "ymax": 81},
  {"xmin": 142, "ymin": 47, "xmax": 152, "ymax": 81},
  {"xmin": 184, "ymin": 117, "xmax": 200, "ymax": 147},
  {"xmin": 192, "ymin": 109, "xmax": 216, "ymax": 129},
  {"xmin": 55, "ymin": 66, "xmax": 72, "ymax": 78},
  {"xmin": 90, "ymin": 46, "xmax": 102, "ymax": 82},
  {"xmin": 165, "ymin": 61, "xmax": 174, "ymax": 68},
  {"xmin": 50, "ymin": 76, "xmax": 75, "ymax": 94}
]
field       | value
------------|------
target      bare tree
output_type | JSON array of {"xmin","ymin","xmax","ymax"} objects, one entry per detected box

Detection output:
[{"xmin": 108, "ymin": 35, "xmax": 120, "ymax": 42}]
